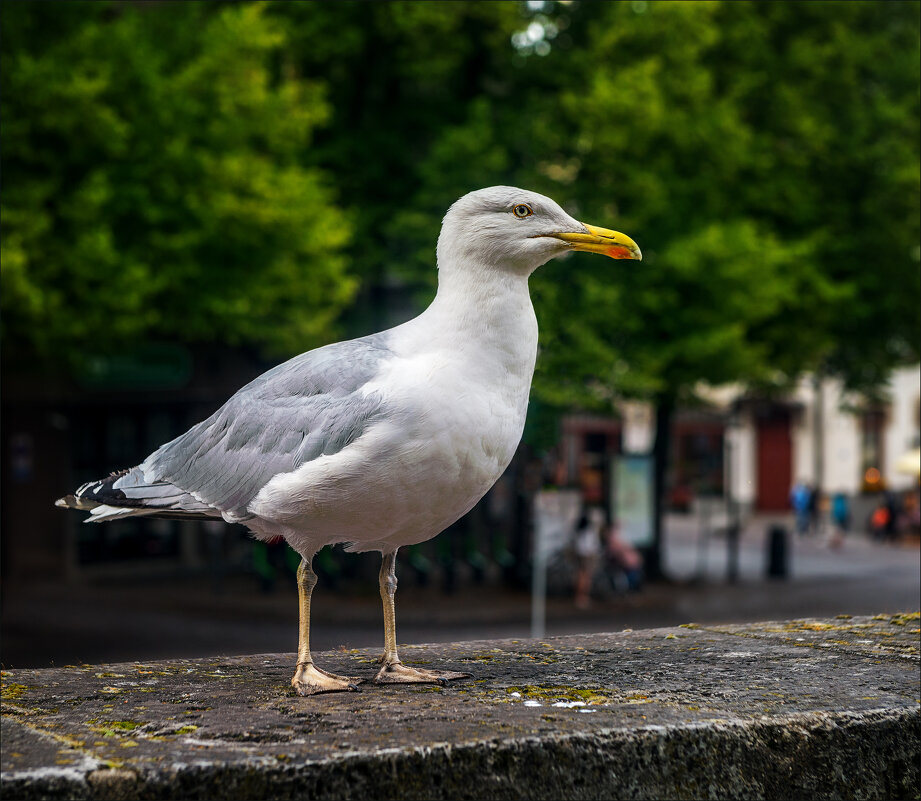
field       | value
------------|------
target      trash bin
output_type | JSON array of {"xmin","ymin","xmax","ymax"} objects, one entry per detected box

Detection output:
[{"xmin": 766, "ymin": 524, "xmax": 788, "ymax": 579}]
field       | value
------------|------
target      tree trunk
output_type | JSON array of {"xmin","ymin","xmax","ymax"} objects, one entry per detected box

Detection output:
[{"xmin": 646, "ymin": 396, "xmax": 675, "ymax": 581}]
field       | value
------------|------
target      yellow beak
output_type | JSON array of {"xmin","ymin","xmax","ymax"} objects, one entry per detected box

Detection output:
[{"xmin": 547, "ymin": 224, "xmax": 642, "ymax": 260}]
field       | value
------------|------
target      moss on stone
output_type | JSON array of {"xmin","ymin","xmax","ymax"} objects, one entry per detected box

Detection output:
[
  {"xmin": 503, "ymin": 685, "xmax": 617, "ymax": 705},
  {"xmin": 87, "ymin": 719, "xmax": 142, "ymax": 737},
  {"xmin": 1, "ymin": 682, "xmax": 27, "ymax": 701}
]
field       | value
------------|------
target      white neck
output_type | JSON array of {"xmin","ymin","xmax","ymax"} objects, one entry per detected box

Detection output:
[{"xmin": 402, "ymin": 255, "xmax": 539, "ymax": 383}]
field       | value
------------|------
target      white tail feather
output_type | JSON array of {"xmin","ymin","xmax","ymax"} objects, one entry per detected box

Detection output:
[{"xmin": 86, "ymin": 505, "xmax": 158, "ymax": 523}]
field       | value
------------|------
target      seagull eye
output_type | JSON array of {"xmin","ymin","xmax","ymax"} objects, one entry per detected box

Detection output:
[{"xmin": 513, "ymin": 203, "xmax": 533, "ymax": 219}]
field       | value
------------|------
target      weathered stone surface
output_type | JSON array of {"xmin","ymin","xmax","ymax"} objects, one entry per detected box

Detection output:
[{"xmin": 2, "ymin": 614, "xmax": 919, "ymax": 800}]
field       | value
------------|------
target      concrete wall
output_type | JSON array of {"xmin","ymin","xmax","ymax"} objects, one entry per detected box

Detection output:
[{"xmin": 2, "ymin": 615, "xmax": 918, "ymax": 800}]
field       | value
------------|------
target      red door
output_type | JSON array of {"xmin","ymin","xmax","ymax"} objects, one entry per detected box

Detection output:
[{"xmin": 756, "ymin": 414, "xmax": 792, "ymax": 511}]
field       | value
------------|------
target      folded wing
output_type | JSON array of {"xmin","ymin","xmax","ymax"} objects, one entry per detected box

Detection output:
[{"xmin": 60, "ymin": 335, "xmax": 392, "ymax": 523}]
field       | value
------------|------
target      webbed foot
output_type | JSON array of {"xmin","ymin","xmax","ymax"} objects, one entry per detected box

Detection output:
[
  {"xmin": 374, "ymin": 661, "xmax": 471, "ymax": 686},
  {"xmin": 291, "ymin": 663, "xmax": 363, "ymax": 696}
]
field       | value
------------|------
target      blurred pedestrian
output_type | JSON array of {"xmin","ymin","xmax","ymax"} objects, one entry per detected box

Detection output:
[
  {"xmin": 573, "ymin": 507, "xmax": 604, "ymax": 609},
  {"xmin": 791, "ymin": 480, "xmax": 812, "ymax": 535},
  {"xmin": 884, "ymin": 491, "xmax": 900, "ymax": 541},
  {"xmin": 902, "ymin": 492, "xmax": 920, "ymax": 535},
  {"xmin": 870, "ymin": 502, "xmax": 891, "ymax": 542},
  {"xmin": 809, "ymin": 485, "xmax": 823, "ymax": 535},
  {"xmin": 828, "ymin": 491, "xmax": 849, "ymax": 549},
  {"xmin": 831, "ymin": 492, "xmax": 850, "ymax": 533},
  {"xmin": 605, "ymin": 521, "xmax": 644, "ymax": 592}
]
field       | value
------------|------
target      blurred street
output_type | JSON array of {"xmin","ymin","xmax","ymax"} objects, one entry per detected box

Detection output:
[{"xmin": 2, "ymin": 513, "xmax": 917, "ymax": 670}]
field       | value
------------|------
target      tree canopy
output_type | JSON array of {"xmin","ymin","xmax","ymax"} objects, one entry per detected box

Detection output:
[
  {"xmin": 401, "ymin": 0, "xmax": 920, "ymax": 405},
  {"xmin": 3, "ymin": 0, "xmax": 918, "ymax": 404},
  {"xmin": 2, "ymin": 2, "xmax": 354, "ymax": 366}
]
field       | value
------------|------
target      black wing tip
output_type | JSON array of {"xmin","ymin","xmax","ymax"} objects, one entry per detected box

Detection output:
[
  {"xmin": 55, "ymin": 494, "xmax": 101, "ymax": 512},
  {"xmin": 75, "ymin": 471, "xmax": 134, "ymax": 506},
  {"xmin": 65, "ymin": 469, "xmax": 219, "ymax": 521}
]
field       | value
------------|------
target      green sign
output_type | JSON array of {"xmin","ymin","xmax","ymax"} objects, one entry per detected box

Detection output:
[{"xmin": 613, "ymin": 455, "xmax": 654, "ymax": 548}]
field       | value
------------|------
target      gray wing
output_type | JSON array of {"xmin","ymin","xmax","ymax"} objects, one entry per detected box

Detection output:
[{"xmin": 137, "ymin": 333, "xmax": 393, "ymax": 520}]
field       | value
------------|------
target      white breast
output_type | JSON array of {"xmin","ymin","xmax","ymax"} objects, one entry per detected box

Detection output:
[{"xmin": 248, "ymin": 270, "xmax": 538, "ymax": 556}]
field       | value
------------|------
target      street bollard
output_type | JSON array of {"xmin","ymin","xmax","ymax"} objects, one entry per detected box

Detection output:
[{"xmin": 766, "ymin": 524, "xmax": 789, "ymax": 579}]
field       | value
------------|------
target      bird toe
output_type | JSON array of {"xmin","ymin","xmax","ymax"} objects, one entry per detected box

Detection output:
[
  {"xmin": 292, "ymin": 664, "xmax": 364, "ymax": 695},
  {"xmin": 374, "ymin": 662, "xmax": 471, "ymax": 685}
]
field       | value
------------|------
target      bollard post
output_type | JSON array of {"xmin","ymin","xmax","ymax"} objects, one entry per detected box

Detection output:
[
  {"xmin": 726, "ymin": 521, "xmax": 740, "ymax": 584},
  {"xmin": 530, "ymin": 538, "xmax": 547, "ymax": 639},
  {"xmin": 766, "ymin": 524, "xmax": 789, "ymax": 579}
]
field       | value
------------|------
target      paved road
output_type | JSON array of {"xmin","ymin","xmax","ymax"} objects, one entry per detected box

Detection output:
[
  {"xmin": 664, "ymin": 511, "xmax": 920, "ymax": 581},
  {"xmin": 2, "ymin": 515, "xmax": 917, "ymax": 669}
]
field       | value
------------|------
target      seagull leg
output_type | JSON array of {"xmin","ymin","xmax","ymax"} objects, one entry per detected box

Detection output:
[
  {"xmin": 291, "ymin": 555, "xmax": 362, "ymax": 696},
  {"xmin": 374, "ymin": 549, "xmax": 471, "ymax": 685}
]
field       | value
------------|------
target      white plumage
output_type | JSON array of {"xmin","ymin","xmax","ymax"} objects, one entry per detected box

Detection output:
[{"xmin": 57, "ymin": 186, "xmax": 641, "ymax": 694}]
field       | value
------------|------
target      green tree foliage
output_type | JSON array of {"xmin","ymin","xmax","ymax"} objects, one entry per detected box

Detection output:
[
  {"xmin": 1, "ymin": 2, "xmax": 355, "ymax": 366},
  {"xmin": 714, "ymin": 0, "xmax": 921, "ymax": 393},
  {"xmin": 2, "ymin": 0, "xmax": 917, "ymax": 399},
  {"xmin": 266, "ymin": 0, "xmax": 527, "ymax": 329},
  {"xmin": 521, "ymin": 0, "xmax": 917, "ymax": 404}
]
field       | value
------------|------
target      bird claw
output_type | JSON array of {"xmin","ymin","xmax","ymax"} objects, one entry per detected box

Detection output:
[
  {"xmin": 291, "ymin": 663, "xmax": 364, "ymax": 696},
  {"xmin": 374, "ymin": 662, "xmax": 472, "ymax": 685}
]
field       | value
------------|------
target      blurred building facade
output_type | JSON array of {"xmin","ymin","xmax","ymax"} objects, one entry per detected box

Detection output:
[
  {"xmin": 2, "ymin": 347, "xmax": 269, "ymax": 583},
  {"xmin": 725, "ymin": 365, "xmax": 920, "ymax": 515},
  {"xmin": 3, "ymin": 356, "xmax": 918, "ymax": 586},
  {"xmin": 554, "ymin": 364, "xmax": 920, "ymax": 523}
]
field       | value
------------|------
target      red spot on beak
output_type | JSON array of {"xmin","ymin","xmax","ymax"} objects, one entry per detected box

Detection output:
[{"xmin": 606, "ymin": 245, "xmax": 635, "ymax": 260}]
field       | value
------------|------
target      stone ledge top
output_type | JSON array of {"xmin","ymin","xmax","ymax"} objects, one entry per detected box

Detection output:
[{"xmin": 2, "ymin": 613, "xmax": 919, "ymax": 799}]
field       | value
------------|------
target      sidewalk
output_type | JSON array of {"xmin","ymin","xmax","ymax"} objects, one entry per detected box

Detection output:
[{"xmin": 663, "ymin": 511, "xmax": 921, "ymax": 582}]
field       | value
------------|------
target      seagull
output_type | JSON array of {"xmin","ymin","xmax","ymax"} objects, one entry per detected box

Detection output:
[{"xmin": 56, "ymin": 186, "xmax": 641, "ymax": 695}]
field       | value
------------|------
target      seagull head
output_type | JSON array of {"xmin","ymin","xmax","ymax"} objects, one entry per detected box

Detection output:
[{"xmin": 437, "ymin": 186, "xmax": 642, "ymax": 276}]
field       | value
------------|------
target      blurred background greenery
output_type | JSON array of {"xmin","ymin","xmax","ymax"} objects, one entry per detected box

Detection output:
[
  {"xmin": 1, "ymin": 2, "xmax": 919, "ymax": 662},
  {"xmin": 4, "ymin": 0, "xmax": 918, "ymax": 394}
]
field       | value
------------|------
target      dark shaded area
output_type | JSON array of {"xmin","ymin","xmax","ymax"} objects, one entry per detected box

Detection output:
[{"xmin": 3, "ymin": 518, "xmax": 918, "ymax": 669}]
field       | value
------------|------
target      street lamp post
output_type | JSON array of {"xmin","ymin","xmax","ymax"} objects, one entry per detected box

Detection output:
[{"xmin": 726, "ymin": 404, "xmax": 741, "ymax": 584}]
